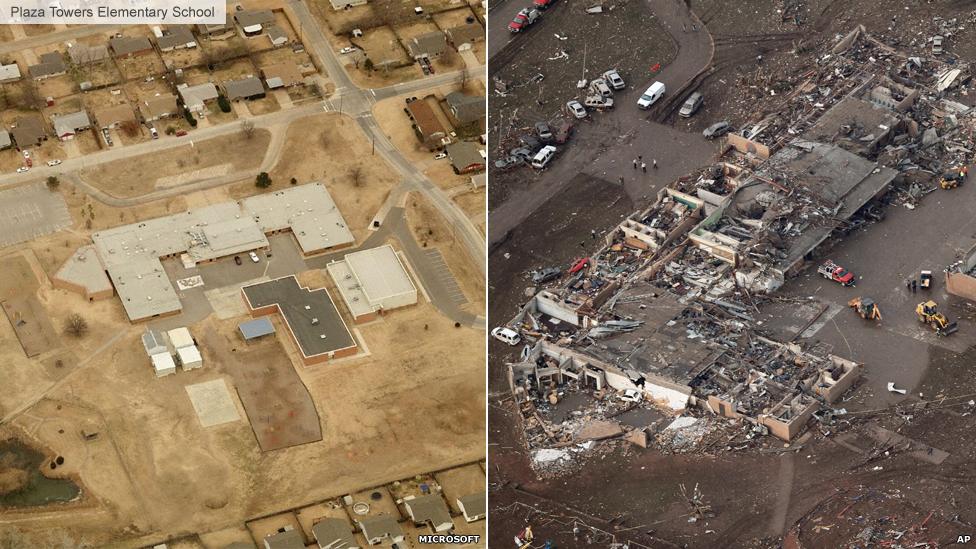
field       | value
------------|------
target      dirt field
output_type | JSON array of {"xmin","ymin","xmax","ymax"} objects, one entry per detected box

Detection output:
[
  {"xmin": 1, "ymin": 297, "xmax": 59, "ymax": 358},
  {"xmin": 79, "ymin": 130, "xmax": 271, "ymax": 198},
  {"xmin": 228, "ymin": 112, "xmax": 399, "ymax": 243},
  {"xmin": 406, "ymin": 193, "xmax": 485, "ymax": 313}
]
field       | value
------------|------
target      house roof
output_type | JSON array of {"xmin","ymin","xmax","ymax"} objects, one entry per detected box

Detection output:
[
  {"xmin": 311, "ymin": 518, "xmax": 357, "ymax": 549},
  {"xmin": 142, "ymin": 329, "xmax": 167, "ymax": 355},
  {"xmin": 405, "ymin": 99, "xmax": 446, "ymax": 140},
  {"xmin": 0, "ymin": 130, "xmax": 10, "ymax": 149},
  {"xmin": 196, "ymin": 20, "xmax": 233, "ymax": 35},
  {"xmin": 143, "ymin": 94, "xmax": 179, "ymax": 118},
  {"xmin": 458, "ymin": 491, "xmax": 487, "ymax": 520},
  {"xmin": 263, "ymin": 529, "xmax": 304, "ymax": 549},
  {"xmin": 10, "ymin": 116, "xmax": 47, "ymax": 146},
  {"xmin": 446, "ymin": 22, "xmax": 484, "ymax": 45},
  {"xmin": 93, "ymin": 104, "xmax": 136, "ymax": 127},
  {"xmin": 109, "ymin": 35, "xmax": 153, "ymax": 56},
  {"xmin": 234, "ymin": 10, "xmax": 274, "ymax": 29},
  {"xmin": 28, "ymin": 52, "xmax": 66, "ymax": 78},
  {"xmin": 357, "ymin": 516, "xmax": 403, "ymax": 543},
  {"xmin": 68, "ymin": 43, "xmax": 109, "ymax": 64},
  {"xmin": 0, "ymin": 62, "xmax": 20, "ymax": 81},
  {"xmin": 179, "ymin": 82, "xmax": 219, "ymax": 109},
  {"xmin": 446, "ymin": 141, "xmax": 485, "ymax": 171},
  {"xmin": 261, "ymin": 63, "xmax": 303, "ymax": 88},
  {"xmin": 404, "ymin": 494, "xmax": 454, "ymax": 532},
  {"xmin": 223, "ymin": 76, "xmax": 265, "ymax": 100},
  {"xmin": 446, "ymin": 91, "xmax": 484, "ymax": 123},
  {"xmin": 156, "ymin": 26, "xmax": 197, "ymax": 50},
  {"xmin": 266, "ymin": 24, "xmax": 288, "ymax": 44},
  {"xmin": 52, "ymin": 111, "xmax": 91, "ymax": 137},
  {"xmin": 408, "ymin": 31, "xmax": 447, "ymax": 57}
]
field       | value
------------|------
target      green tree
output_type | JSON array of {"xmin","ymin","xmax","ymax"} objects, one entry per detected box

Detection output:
[
  {"xmin": 363, "ymin": 58, "xmax": 374, "ymax": 71},
  {"xmin": 217, "ymin": 94, "xmax": 231, "ymax": 113},
  {"xmin": 46, "ymin": 175, "xmax": 59, "ymax": 191},
  {"xmin": 255, "ymin": 172, "xmax": 272, "ymax": 189}
]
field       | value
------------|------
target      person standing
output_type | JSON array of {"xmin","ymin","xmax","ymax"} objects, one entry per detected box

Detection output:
[
  {"xmin": 653, "ymin": 159, "xmax": 658, "ymax": 169},
  {"xmin": 633, "ymin": 158, "xmax": 638, "ymax": 169},
  {"xmin": 641, "ymin": 161, "xmax": 647, "ymax": 173}
]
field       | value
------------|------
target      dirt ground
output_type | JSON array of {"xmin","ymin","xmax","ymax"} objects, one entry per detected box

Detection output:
[
  {"xmin": 229, "ymin": 112, "xmax": 400, "ymax": 243},
  {"xmin": 79, "ymin": 130, "xmax": 271, "ymax": 198},
  {"xmin": 406, "ymin": 193, "xmax": 485, "ymax": 314}
]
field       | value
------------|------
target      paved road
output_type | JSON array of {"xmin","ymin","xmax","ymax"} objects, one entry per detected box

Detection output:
[
  {"xmin": 487, "ymin": 0, "xmax": 714, "ymax": 247},
  {"xmin": 0, "ymin": 24, "xmax": 123, "ymax": 55},
  {"xmin": 290, "ymin": 0, "xmax": 487, "ymax": 277}
]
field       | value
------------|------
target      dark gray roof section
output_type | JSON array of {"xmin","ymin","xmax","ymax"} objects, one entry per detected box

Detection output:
[
  {"xmin": 312, "ymin": 518, "xmax": 358, "ymax": 549},
  {"xmin": 404, "ymin": 494, "xmax": 454, "ymax": 532},
  {"xmin": 446, "ymin": 23, "xmax": 484, "ymax": 46},
  {"xmin": 263, "ymin": 529, "xmax": 304, "ymax": 549},
  {"xmin": 235, "ymin": 9, "xmax": 275, "ymax": 29},
  {"xmin": 242, "ymin": 276, "xmax": 356, "ymax": 359},
  {"xmin": 408, "ymin": 31, "xmax": 447, "ymax": 58},
  {"xmin": 223, "ymin": 76, "xmax": 266, "ymax": 100},
  {"xmin": 446, "ymin": 141, "xmax": 484, "ymax": 171},
  {"xmin": 357, "ymin": 516, "xmax": 403, "ymax": 544},
  {"xmin": 10, "ymin": 116, "xmax": 47, "ymax": 146},
  {"xmin": 458, "ymin": 491, "xmax": 487, "ymax": 520},
  {"xmin": 28, "ymin": 52, "xmax": 66, "ymax": 78},
  {"xmin": 446, "ymin": 91, "xmax": 484, "ymax": 124},
  {"xmin": 109, "ymin": 35, "xmax": 153, "ymax": 56},
  {"xmin": 157, "ymin": 26, "xmax": 197, "ymax": 50},
  {"xmin": 239, "ymin": 317, "xmax": 275, "ymax": 340}
]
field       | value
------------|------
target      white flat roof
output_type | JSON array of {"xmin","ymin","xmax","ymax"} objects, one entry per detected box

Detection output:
[
  {"xmin": 177, "ymin": 345, "xmax": 202, "ymax": 364},
  {"xmin": 241, "ymin": 182, "xmax": 354, "ymax": 253},
  {"xmin": 167, "ymin": 327, "xmax": 194, "ymax": 349},
  {"xmin": 151, "ymin": 352, "xmax": 176, "ymax": 374},
  {"xmin": 345, "ymin": 245, "xmax": 416, "ymax": 304},
  {"xmin": 326, "ymin": 259, "xmax": 372, "ymax": 318},
  {"xmin": 54, "ymin": 245, "xmax": 112, "ymax": 295},
  {"xmin": 107, "ymin": 260, "xmax": 182, "ymax": 321}
]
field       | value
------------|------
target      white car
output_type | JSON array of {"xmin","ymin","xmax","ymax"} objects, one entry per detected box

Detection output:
[
  {"xmin": 339, "ymin": 47, "xmax": 357, "ymax": 54},
  {"xmin": 46, "ymin": 159, "xmax": 61, "ymax": 167},
  {"xmin": 22, "ymin": 150, "xmax": 30, "ymax": 159},
  {"xmin": 637, "ymin": 81, "xmax": 666, "ymax": 109},
  {"xmin": 603, "ymin": 69, "xmax": 625, "ymax": 90},
  {"xmin": 15, "ymin": 166, "xmax": 29, "ymax": 173},
  {"xmin": 619, "ymin": 389, "xmax": 643, "ymax": 403},
  {"xmin": 434, "ymin": 152, "xmax": 448, "ymax": 160},
  {"xmin": 249, "ymin": 251, "xmax": 260, "ymax": 263},
  {"xmin": 491, "ymin": 327, "xmax": 521, "ymax": 346},
  {"xmin": 566, "ymin": 100, "xmax": 587, "ymax": 119}
]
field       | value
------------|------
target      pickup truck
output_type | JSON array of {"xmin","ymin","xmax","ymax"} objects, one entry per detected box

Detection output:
[
  {"xmin": 817, "ymin": 260, "xmax": 855, "ymax": 287},
  {"xmin": 508, "ymin": 8, "xmax": 540, "ymax": 32}
]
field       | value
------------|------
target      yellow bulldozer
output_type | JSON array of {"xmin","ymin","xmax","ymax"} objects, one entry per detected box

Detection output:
[
  {"xmin": 849, "ymin": 297, "xmax": 882, "ymax": 321},
  {"xmin": 916, "ymin": 300, "xmax": 958, "ymax": 336},
  {"xmin": 940, "ymin": 166, "xmax": 968, "ymax": 189}
]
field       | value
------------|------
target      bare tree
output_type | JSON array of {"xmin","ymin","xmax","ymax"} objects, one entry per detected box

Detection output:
[
  {"xmin": 63, "ymin": 313, "xmax": 88, "ymax": 337},
  {"xmin": 46, "ymin": 175, "xmax": 60, "ymax": 191},
  {"xmin": 240, "ymin": 119, "xmax": 255, "ymax": 139},
  {"xmin": 350, "ymin": 166, "xmax": 363, "ymax": 187}
]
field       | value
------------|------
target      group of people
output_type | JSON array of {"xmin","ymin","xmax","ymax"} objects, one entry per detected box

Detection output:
[{"xmin": 632, "ymin": 155, "xmax": 658, "ymax": 173}]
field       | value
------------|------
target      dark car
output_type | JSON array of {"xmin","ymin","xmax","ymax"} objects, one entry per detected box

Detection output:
[
  {"xmin": 554, "ymin": 120, "xmax": 573, "ymax": 144},
  {"xmin": 234, "ymin": 255, "xmax": 242, "ymax": 265},
  {"xmin": 535, "ymin": 121, "xmax": 553, "ymax": 141},
  {"xmin": 532, "ymin": 267, "xmax": 562, "ymax": 284},
  {"xmin": 703, "ymin": 121, "xmax": 732, "ymax": 139}
]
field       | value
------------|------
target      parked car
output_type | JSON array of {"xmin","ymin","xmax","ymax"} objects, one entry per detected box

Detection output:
[
  {"xmin": 520, "ymin": 134, "xmax": 541, "ymax": 151},
  {"xmin": 234, "ymin": 255, "xmax": 242, "ymax": 265},
  {"xmin": 533, "ymin": 0, "xmax": 556, "ymax": 9},
  {"xmin": 176, "ymin": 130, "xmax": 188, "ymax": 137},
  {"xmin": 149, "ymin": 126, "xmax": 158, "ymax": 139},
  {"xmin": 491, "ymin": 327, "xmax": 522, "ymax": 346},
  {"xmin": 530, "ymin": 145, "xmax": 557, "ymax": 169},
  {"xmin": 553, "ymin": 120, "xmax": 573, "ymax": 144},
  {"xmin": 510, "ymin": 147, "xmax": 533, "ymax": 162},
  {"xmin": 249, "ymin": 251, "xmax": 260, "ymax": 263},
  {"xmin": 637, "ymin": 81, "xmax": 666, "ymax": 109},
  {"xmin": 101, "ymin": 127, "xmax": 113, "ymax": 146},
  {"xmin": 339, "ymin": 46, "xmax": 357, "ymax": 54},
  {"xmin": 590, "ymin": 78, "xmax": 612, "ymax": 98},
  {"xmin": 531, "ymin": 267, "xmax": 562, "ymax": 284},
  {"xmin": 566, "ymin": 100, "xmax": 587, "ymax": 119},
  {"xmin": 434, "ymin": 152, "xmax": 448, "ymax": 160},
  {"xmin": 508, "ymin": 8, "xmax": 540, "ymax": 32},
  {"xmin": 603, "ymin": 69, "xmax": 625, "ymax": 90},
  {"xmin": 46, "ymin": 159, "xmax": 61, "ymax": 167},
  {"xmin": 619, "ymin": 388, "xmax": 643, "ymax": 403},
  {"xmin": 679, "ymin": 92, "xmax": 703, "ymax": 117},
  {"xmin": 583, "ymin": 95, "xmax": 613, "ymax": 109},
  {"xmin": 15, "ymin": 166, "xmax": 28, "ymax": 173},
  {"xmin": 703, "ymin": 121, "xmax": 732, "ymax": 139},
  {"xmin": 535, "ymin": 121, "xmax": 553, "ymax": 141}
]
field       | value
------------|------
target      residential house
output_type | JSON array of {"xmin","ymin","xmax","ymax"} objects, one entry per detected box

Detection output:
[
  {"xmin": 28, "ymin": 52, "xmax": 66, "ymax": 80},
  {"xmin": 109, "ymin": 36, "xmax": 154, "ymax": 58},
  {"xmin": 234, "ymin": 10, "xmax": 275, "ymax": 37},
  {"xmin": 403, "ymin": 494, "xmax": 454, "ymax": 533},
  {"xmin": 445, "ymin": 141, "xmax": 485, "ymax": 174},
  {"xmin": 311, "ymin": 518, "xmax": 359, "ymax": 549},
  {"xmin": 445, "ymin": 91, "xmax": 484, "ymax": 125},
  {"xmin": 178, "ymin": 82, "xmax": 219, "ymax": 113},
  {"xmin": 446, "ymin": 23, "xmax": 484, "ymax": 49},
  {"xmin": 0, "ymin": 62, "xmax": 20, "ymax": 83},
  {"xmin": 223, "ymin": 76, "xmax": 266, "ymax": 101},
  {"xmin": 141, "ymin": 94, "xmax": 179, "ymax": 121},
  {"xmin": 330, "ymin": 0, "xmax": 367, "ymax": 9},
  {"xmin": 196, "ymin": 20, "xmax": 235, "ymax": 40},
  {"xmin": 457, "ymin": 492, "xmax": 487, "ymax": 522},
  {"xmin": 10, "ymin": 116, "xmax": 47, "ymax": 148},
  {"xmin": 93, "ymin": 104, "xmax": 136, "ymax": 130},
  {"xmin": 261, "ymin": 63, "xmax": 304, "ymax": 89},
  {"xmin": 52, "ymin": 111, "xmax": 91, "ymax": 141},
  {"xmin": 67, "ymin": 43, "xmax": 109, "ymax": 65},
  {"xmin": 0, "ymin": 130, "xmax": 11, "ymax": 150},
  {"xmin": 405, "ymin": 98, "xmax": 448, "ymax": 150},
  {"xmin": 266, "ymin": 25, "xmax": 288, "ymax": 47},
  {"xmin": 357, "ymin": 516, "xmax": 404, "ymax": 546},
  {"xmin": 262, "ymin": 529, "xmax": 303, "ymax": 549},
  {"xmin": 408, "ymin": 31, "xmax": 448, "ymax": 59},
  {"xmin": 156, "ymin": 26, "xmax": 197, "ymax": 52}
]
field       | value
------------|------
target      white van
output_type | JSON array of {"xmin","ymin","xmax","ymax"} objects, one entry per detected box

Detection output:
[
  {"xmin": 530, "ymin": 145, "xmax": 557, "ymax": 169},
  {"xmin": 637, "ymin": 81, "xmax": 666, "ymax": 109},
  {"xmin": 491, "ymin": 327, "xmax": 522, "ymax": 346}
]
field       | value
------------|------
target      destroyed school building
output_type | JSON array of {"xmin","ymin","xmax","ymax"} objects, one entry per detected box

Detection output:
[{"xmin": 504, "ymin": 26, "xmax": 976, "ymax": 446}]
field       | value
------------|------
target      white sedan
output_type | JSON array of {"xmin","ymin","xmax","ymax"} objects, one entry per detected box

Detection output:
[
  {"xmin": 15, "ymin": 166, "xmax": 29, "ymax": 173},
  {"xmin": 249, "ymin": 251, "xmax": 260, "ymax": 263},
  {"xmin": 46, "ymin": 159, "xmax": 62, "ymax": 167},
  {"xmin": 491, "ymin": 327, "xmax": 521, "ymax": 346},
  {"xmin": 566, "ymin": 100, "xmax": 587, "ymax": 119},
  {"xmin": 339, "ymin": 47, "xmax": 357, "ymax": 54}
]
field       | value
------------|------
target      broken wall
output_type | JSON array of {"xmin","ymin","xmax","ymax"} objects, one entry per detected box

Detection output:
[
  {"xmin": 813, "ymin": 356, "xmax": 863, "ymax": 403},
  {"xmin": 535, "ymin": 290, "xmax": 581, "ymax": 326},
  {"xmin": 760, "ymin": 397, "xmax": 818, "ymax": 441},
  {"xmin": 726, "ymin": 133, "xmax": 771, "ymax": 160}
]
